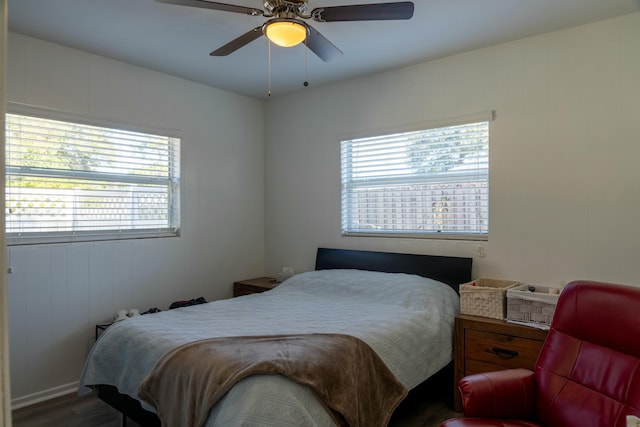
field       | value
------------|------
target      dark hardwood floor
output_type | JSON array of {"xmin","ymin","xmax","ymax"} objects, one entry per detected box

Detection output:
[
  {"xmin": 12, "ymin": 392, "xmax": 142, "ymax": 427},
  {"xmin": 12, "ymin": 385, "xmax": 461, "ymax": 427}
]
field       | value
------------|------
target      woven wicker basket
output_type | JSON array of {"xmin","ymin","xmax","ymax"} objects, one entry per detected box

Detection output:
[
  {"xmin": 460, "ymin": 278, "xmax": 520, "ymax": 320},
  {"xmin": 506, "ymin": 284, "xmax": 560, "ymax": 329}
]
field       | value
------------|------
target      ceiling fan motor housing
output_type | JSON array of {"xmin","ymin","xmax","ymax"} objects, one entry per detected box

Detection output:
[{"xmin": 264, "ymin": 0, "xmax": 308, "ymax": 16}]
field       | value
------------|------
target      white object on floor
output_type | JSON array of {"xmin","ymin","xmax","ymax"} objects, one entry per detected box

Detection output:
[{"xmin": 628, "ymin": 415, "xmax": 640, "ymax": 427}]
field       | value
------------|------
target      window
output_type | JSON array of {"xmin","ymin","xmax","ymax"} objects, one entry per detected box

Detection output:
[
  {"xmin": 341, "ymin": 112, "xmax": 493, "ymax": 240},
  {"xmin": 5, "ymin": 105, "xmax": 181, "ymax": 245}
]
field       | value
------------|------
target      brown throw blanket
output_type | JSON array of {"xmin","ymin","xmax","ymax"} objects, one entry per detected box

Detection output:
[{"xmin": 137, "ymin": 333, "xmax": 408, "ymax": 427}]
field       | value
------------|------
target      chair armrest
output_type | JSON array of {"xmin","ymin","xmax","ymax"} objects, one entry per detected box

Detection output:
[{"xmin": 459, "ymin": 368, "xmax": 537, "ymax": 419}]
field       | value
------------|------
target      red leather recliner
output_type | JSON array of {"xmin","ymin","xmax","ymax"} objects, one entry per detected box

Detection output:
[{"xmin": 442, "ymin": 280, "xmax": 640, "ymax": 427}]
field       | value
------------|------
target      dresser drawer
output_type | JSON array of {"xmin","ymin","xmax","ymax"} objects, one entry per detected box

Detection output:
[
  {"xmin": 454, "ymin": 315, "xmax": 548, "ymax": 412},
  {"xmin": 465, "ymin": 359, "xmax": 513, "ymax": 377},
  {"xmin": 465, "ymin": 329, "xmax": 544, "ymax": 370}
]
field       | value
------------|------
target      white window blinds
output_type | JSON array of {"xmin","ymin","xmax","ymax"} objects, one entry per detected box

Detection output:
[
  {"xmin": 5, "ymin": 108, "xmax": 181, "ymax": 245},
  {"xmin": 341, "ymin": 113, "xmax": 492, "ymax": 240}
]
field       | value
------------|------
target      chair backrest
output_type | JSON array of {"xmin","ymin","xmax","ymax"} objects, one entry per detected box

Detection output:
[{"xmin": 535, "ymin": 280, "xmax": 640, "ymax": 427}]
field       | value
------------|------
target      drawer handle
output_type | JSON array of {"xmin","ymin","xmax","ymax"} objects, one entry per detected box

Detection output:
[{"xmin": 491, "ymin": 347, "xmax": 519, "ymax": 359}]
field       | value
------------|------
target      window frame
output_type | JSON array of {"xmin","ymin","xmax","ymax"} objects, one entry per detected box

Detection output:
[
  {"xmin": 340, "ymin": 111, "xmax": 494, "ymax": 241},
  {"xmin": 5, "ymin": 103, "xmax": 182, "ymax": 246}
]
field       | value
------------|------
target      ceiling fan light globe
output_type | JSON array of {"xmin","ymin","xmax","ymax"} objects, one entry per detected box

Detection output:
[{"xmin": 265, "ymin": 21, "xmax": 307, "ymax": 47}]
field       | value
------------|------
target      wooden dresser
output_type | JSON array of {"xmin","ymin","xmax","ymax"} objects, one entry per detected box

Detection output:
[{"xmin": 453, "ymin": 314, "xmax": 549, "ymax": 411}]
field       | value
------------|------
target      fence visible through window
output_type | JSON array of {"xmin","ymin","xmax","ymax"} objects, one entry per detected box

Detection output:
[
  {"xmin": 347, "ymin": 183, "xmax": 487, "ymax": 234},
  {"xmin": 6, "ymin": 186, "xmax": 170, "ymax": 233}
]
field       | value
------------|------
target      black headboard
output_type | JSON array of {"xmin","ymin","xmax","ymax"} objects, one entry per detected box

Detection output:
[{"xmin": 315, "ymin": 247, "xmax": 472, "ymax": 292}]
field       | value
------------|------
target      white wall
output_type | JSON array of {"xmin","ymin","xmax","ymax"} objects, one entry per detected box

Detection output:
[
  {"xmin": 6, "ymin": 33, "xmax": 265, "ymax": 406},
  {"xmin": 264, "ymin": 13, "xmax": 640, "ymax": 289}
]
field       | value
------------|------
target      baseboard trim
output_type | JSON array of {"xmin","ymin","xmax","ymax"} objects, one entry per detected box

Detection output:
[{"xmin": 11, "ymin": 381, "xmax": 79, "ymax": 410}]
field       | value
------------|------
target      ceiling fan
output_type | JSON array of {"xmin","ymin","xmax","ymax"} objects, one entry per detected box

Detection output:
[{"xmin": 155, "ymin": 0, "xmax": 415, "ymax": 62}]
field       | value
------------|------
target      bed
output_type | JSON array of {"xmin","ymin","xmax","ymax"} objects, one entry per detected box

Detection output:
[{"xmin": 79, "ymin": 247, "xmax": 472, "ymax": 426}]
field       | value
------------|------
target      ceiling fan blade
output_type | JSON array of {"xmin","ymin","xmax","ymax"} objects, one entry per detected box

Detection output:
[
  {"xmin": 155, "ymin": 0, "xmax": 263, "ymax": 16},
  {"xmin": 305, "ymin": 25, "xmax": 343, "ymax": 62},
  {"xmin": 311, "ymin": 2, "xmax": 414, "ymax": 22},
  {"xmin": 210, "ymin": 26, "xmax": 264, "ymax": 56}
]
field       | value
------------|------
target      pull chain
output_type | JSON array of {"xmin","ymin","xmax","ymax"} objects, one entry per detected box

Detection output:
[
  {"xmin": 267, "ymin": 40, "xmax": 271, "ymax": 97},
  {"xmin": 303, "ymin": 37, "xmax": 309, "ymax": 88}
]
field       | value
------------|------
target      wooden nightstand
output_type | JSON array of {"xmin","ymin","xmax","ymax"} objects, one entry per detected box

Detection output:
[
  {"xmin": 233, "ymin": 277, "xmax": 278, "ymax": 297},
  {"xmin": 453, "ymin": 315, "xmax": 549, "ymax": 411}
]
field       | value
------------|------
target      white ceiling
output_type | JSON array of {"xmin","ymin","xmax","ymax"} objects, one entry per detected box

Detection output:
[{"xmin": 8, "ymin": 0, "xmax": 640, "ymax": 99}]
